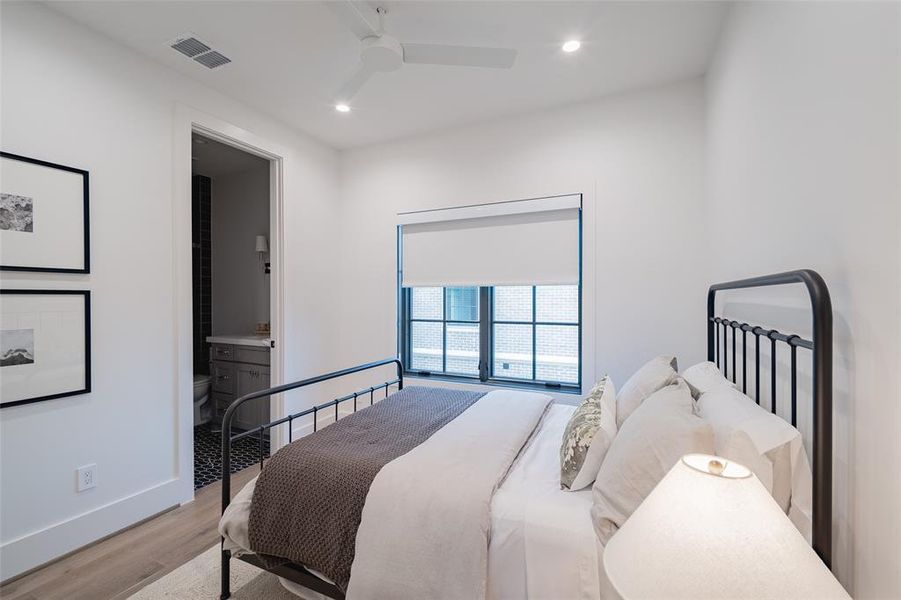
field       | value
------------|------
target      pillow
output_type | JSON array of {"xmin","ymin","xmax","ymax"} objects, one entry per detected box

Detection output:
[
  {"xmin": 560, "ymin": 376, "xmax": 617, "ymax": 490},
  {"xmin": 696, "ymin": 385, "xmax": 813, "ymax": 541},
  {"xmin": 591, "ymin": 379, "xmax": 715, "ymax": 544},
  {"xmin": 681, "ymin": 361, "xmax": 735, "ymax": 399},
  {"xmin": 615, "ymin": 355, "xmax": 679, "ymax": 428}
]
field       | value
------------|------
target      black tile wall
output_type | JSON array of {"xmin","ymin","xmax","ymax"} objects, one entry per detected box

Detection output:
[{"xmin": 192, "ymin": 175, "xmax": 212, "ymax": 375}]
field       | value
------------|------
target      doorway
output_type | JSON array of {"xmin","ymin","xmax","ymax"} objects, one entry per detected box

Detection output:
[
  {"xmin": 173, "ymin": 107, "xmax": 286, "ymax": 502},
  {"xmin": 190, "ymin": 134, "xmax": 274, "ymax": 489}
]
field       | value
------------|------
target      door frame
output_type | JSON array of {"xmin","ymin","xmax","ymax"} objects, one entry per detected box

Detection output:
[{"xmin": 173, "ymin": 105, "xmax": 286, "ymax": 503}]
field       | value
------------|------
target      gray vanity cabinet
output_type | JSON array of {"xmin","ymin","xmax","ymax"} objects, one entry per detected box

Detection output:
[
  {"xmin": 211, "ymin": 362, "xmax": 235, "ymax": 394},
  {"xmin": 233, "ymin": 363, "xmax": 270, "ymax": 431},
  {"xmin": 210, "ymin": 342, "xmax": 271, "ymax": 431}
]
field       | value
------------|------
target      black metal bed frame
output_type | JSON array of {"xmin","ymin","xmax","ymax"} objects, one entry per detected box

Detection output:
[
  {"xmin": 219, "ymin": 269, "xmax": 833, "ymax": 599},
  {"xmin": 219, "ymin": 357, "xmax": 403, "ymax": 600},
  {"xmin": 707, "ymin": 269, "xmax": 832, "ymax": 568}
]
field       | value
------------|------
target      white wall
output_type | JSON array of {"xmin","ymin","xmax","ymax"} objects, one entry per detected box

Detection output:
[
  {"xmin": 3, "ymin": 0, "xmax": 896, "ymax": 592},
  {"xmin": 706, "ymin": 2, "xmax": 900, "ymax": 597},
  {"xmin": 336, "ymin": 80, "xmax": 709, "ymax": 397},
  {"xmin": 210, "ymin": 166, "xmax": 271, "ymax": 336},
  {"xmin": 0, "ymin": 2, "xmax": 342, "ymax": 580}
]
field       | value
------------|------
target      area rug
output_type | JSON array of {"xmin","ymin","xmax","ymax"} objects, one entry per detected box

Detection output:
[{"xmin": 129, "ymin": 545, "xmax": 296, "ymax": 599}]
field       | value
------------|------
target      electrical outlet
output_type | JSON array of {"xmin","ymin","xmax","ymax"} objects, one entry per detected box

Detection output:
[{"xmin": 77, "ymin": 464, "xmax": 97, "ymax": 492}]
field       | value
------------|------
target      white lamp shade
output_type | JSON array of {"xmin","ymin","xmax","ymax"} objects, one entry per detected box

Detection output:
[
  {"xmin": 255, "ymin": 235, "xmax": 269, "ymax": 253},
  {"xmin": 603, "ymin": 454, "xmax": 848, "ymax": 599}
]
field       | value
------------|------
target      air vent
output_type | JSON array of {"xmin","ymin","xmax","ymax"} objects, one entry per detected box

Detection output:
[
  {"xmin": 194, "ymin": 51, "xmax": 231, "ymax": 69},
  {"xmin": 169, "ymin": 33, "xmax": 231, "ymax": 70},
  {"xmin": 171, "ymin": 36, "xmax": 210, "ymax": 58}
]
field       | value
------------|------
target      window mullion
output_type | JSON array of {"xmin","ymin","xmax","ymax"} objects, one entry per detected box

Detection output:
[
  {"xmin": 404, "ymin": 289, "xmax": 410, "ymax": 368},
  {"xmin": 479, "ymin": 287, "xmax": 490, "ymax": 381},
  {"xmin": 442, "ymin": 288, "xmax": 447, "ymax": 373},
  {"xmin": 531, "ymin": 286, "xmax": 537, "ymax": 381}
]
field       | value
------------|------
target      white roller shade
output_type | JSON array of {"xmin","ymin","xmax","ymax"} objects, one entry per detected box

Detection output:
[{"xmin": 400, "ymin": 195, "xmax": 580, "ymax": 288}]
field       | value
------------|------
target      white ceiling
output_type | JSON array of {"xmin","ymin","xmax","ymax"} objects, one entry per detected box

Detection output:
[
  {"xmin": 48, "ymin": 1, "xmax": 729, "ymax": 149},
  {"xmin": 192, "ymin": 134, "xmax": 269, "ymax": 177}
]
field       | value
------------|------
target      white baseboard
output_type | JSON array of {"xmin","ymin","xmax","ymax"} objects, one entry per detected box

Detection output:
[{"xmin": 0, "ymin": 477, "xmax": 185, "ymax": 582}]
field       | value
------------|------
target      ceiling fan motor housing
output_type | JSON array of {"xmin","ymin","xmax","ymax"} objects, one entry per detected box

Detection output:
[{"xmin": 361, "ymin": 34, "xmax": 404, "ymax": 72}]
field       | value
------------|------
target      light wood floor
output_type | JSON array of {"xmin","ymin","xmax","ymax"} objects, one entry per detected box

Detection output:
[{"xmin": 0, "ymin": 467, "xmax": 259, "ymax": 600}]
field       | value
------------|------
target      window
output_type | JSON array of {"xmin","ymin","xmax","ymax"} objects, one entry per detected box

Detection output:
[
  {"xmin": 408, "ymin": 287, "xmax": 480, "ymax": 376},
  {"xmin": 398, "ymin": 193, "xmax": 582, "ymax": 391},
  {"xmin": 493, "ymin": 285, "xmax": 580, "ymax": 385},
  {"xmin": 402, "ymin": 285, "xmax": 580, "ymax": 390}
]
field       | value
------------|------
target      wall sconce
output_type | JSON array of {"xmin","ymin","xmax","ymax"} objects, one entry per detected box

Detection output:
[{"xmin": 255, "ymin": 235, "xmax": 270, "ymax": 274}]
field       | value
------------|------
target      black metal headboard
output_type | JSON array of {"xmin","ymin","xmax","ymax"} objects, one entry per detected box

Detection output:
[{"xmin": 707, "ymin": 269, "xmax": 833, "ymax": 568}]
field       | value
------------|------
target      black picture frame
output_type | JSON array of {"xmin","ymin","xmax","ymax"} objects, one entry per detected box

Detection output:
[
  {"xmin": 0, "ymin": 289, "xmax": 92, "ymax": 408},
  {"xmin": 0, "ymin": 151, "xmax": 91, "ymax": 273}
]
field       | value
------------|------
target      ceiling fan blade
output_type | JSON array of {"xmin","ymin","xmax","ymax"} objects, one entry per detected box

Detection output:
[
  {"xmin": 325, "ymin": 0, "xmax": 379, "ymax": 40},
  {"xmin": 402, "ymin": 43, "xmax": 517, "ymax": 69},
  {"xmin": 336, "ymin": 64, "xmax": 375, "ymax": 102}
]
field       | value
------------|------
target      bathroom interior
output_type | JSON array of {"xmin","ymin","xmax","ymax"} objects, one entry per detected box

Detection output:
[{"xmin": 191, "ymin": 133, "xmax": 272, "ymax": 489}]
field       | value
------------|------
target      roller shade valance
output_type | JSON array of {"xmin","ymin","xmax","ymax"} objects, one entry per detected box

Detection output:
[{"xmin": 400, "ymin": 195, "xmax": 581, "ymax": 288}]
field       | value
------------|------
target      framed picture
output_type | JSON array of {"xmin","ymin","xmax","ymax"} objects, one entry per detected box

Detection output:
[
  {"xmin": 1, "ymin": 152, "xmax": 90, "ymax": 273},
  {"xmin": 0, "ymin": 290, "xmax": 91, "ymax": 408}
]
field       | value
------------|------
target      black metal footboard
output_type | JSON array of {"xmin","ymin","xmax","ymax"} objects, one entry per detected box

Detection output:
[{"xmin": 219, "ymin": 357, "xmax": 403, "ymax": 600}]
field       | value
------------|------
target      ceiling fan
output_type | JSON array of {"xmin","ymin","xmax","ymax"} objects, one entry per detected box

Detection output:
[{"xmin": 328, "ymin": 1, "xmax": 518, "ymax": 105}]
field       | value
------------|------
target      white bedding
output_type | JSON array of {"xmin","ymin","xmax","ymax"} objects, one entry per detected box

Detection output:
[
  {"xmin": 348, "ymin": 389, "xmax": 551, "ymax": 600},
  {"xmin": 219, "ymin": 401, "xmax": 605, "ymax": 600},
  {"xmin": 488, "ymin": 403, "xmax": 605, "ymax": 600}
]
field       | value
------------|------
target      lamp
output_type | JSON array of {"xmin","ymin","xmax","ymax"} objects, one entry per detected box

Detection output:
[
  {"xmin": 602, "ymin": 454, "xmax": 848, "ymax": 599},
  {"xmin": 255, "ymin": 235, "xmax": 270, "ymax": 274}
]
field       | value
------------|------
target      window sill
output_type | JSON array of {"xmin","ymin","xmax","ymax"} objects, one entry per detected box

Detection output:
[{"xmin": 403, "ymin": 371, "xmax": 582, "ymax": 395}]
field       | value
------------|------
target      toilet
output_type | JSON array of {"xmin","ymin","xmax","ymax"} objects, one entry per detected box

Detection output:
[{"xmin": 193, "ymin": 374, "xmax": 212, "ymax": 426}]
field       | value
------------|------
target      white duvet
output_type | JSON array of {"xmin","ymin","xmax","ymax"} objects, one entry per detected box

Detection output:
[
  {"xmin": 219, "ymin": 399, "xmax": 607, "ymax": 600},
  {"xmin": 347, "ymin": 389, "xmax": 552, "ymax": 600},
  {"xmin": 488, "ymin": 403, "xmax": 607, "ymax": 600}
]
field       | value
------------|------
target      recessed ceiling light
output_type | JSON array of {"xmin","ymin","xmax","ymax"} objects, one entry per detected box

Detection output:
[
  {"xmin": 562, "ymin": 40, "xmax": 581, "ymax": 53},
  {"xmin": 335, "ymin": 103, "xmax": 351, "ymax": 113}
]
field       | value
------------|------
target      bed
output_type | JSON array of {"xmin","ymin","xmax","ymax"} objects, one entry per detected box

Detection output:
[
  {"xmin": 220, "ymin": 403, "xmax": 607, "ymax": 600},
  {"xmin": 217, "ymin": 269, "xmax": 833, "ymax": 600}
]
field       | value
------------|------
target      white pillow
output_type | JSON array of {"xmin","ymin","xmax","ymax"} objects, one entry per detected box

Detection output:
[
  {"xmin": 615, "ymin": 355, "xmax": 678, "ymax": 428},
  {"xmin": 559, "ymin": 376, "xmax": 618, "ymax": 490},
  {"xmin": 681, "ymin": 361, "xmax": 735, "ymax": 399},
  {"xmin": 591, "ymin": 380, "xmax": 715, "ymax": 544},
  {"xmin": 697, "ymin": 385, "xmax": 814, "ymax": 541}
]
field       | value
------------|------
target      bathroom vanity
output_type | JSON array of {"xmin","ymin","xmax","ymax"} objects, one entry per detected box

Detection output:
[{"xmin": 208, "ymin": 334, "xmax": 271, "ymax": 431}]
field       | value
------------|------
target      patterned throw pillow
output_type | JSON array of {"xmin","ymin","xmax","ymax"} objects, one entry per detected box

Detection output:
[{"xmin": 560, "ymin": 376, "xmax": 617, "ymax": 490}]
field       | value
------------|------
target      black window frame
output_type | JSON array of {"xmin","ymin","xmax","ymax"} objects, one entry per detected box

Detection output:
[
  {"xmin": 399, "ymin": 285, "xmax": 582, "ymax": 393},
  {"xmin": 404, "ymin": 287, "xmax": 481, "ymax": 376},
  {"xmin": 396, "ymin": 199, "xmax": 582, "ymax": 394}
]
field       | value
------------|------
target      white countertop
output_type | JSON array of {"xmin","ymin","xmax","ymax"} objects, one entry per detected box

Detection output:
[{"xmin": 206, "ymin": 334, "xmax": 271, "ymax": 347}]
